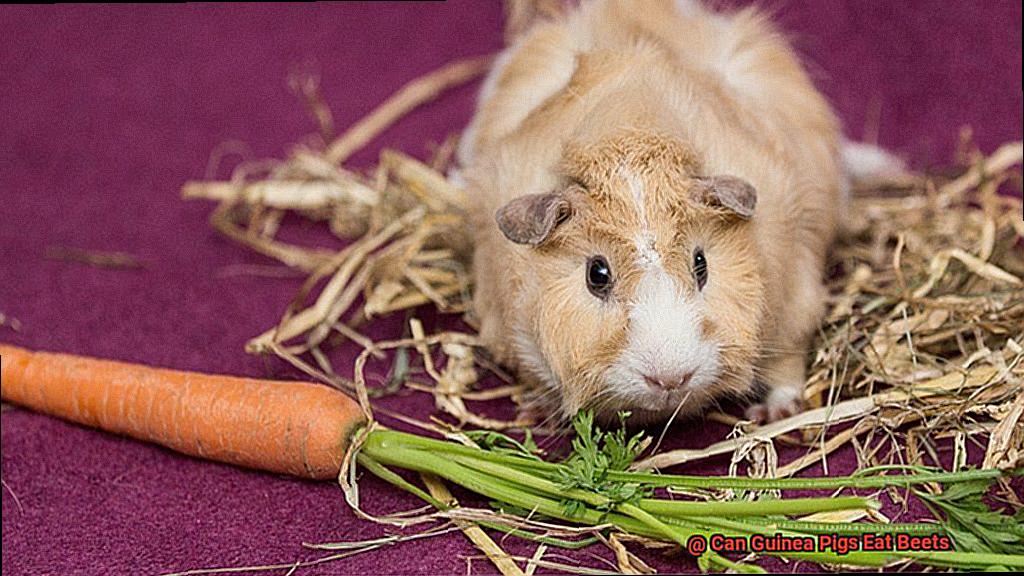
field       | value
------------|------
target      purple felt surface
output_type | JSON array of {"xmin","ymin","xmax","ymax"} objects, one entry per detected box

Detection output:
[{"xmin": 1, "ymin": 2, "xmax": 1021, "ymax": 575}]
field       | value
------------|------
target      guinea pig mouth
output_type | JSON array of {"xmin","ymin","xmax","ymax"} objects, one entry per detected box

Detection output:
[
  {"xmin": 590, "ymin": 385, "xmax": 699, "ymax": 425},
  {"xmin": 641, "ymin": 387, "xmax": 696, "ymax": 415}
]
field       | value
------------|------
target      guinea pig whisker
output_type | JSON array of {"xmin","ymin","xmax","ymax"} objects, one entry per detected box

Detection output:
[
  {"xmin": 536, "ymin": 411, "xmax": 569, "ymax": 437},
  {"xmin": 538, "ymin": 416, "xmax": 571, "ymax": 433},
  {"xmin": 581, "ymin": 388, "xmax": 619, "ymax": 414},
  {"xmin": 530, "ymin": 405, "xmax": 569, "ymax": 437},
  {"xmin": 583, "ymin": 389, "xmax": 631, "ymax": 423},
  {"xmin": 650, "ymin": 389, "xmax": 693, "ymax": 455}
]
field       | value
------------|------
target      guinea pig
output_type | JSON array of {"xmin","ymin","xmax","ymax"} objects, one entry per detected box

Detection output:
[{"xmin": 457, "ymin": 0, "xmax": 846, "ymax": 425}]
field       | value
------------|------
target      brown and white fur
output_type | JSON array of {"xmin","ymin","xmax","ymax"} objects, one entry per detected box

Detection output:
[{"xmin": 457, "ymin": 0, "xmax": 877, "ymax": 424}]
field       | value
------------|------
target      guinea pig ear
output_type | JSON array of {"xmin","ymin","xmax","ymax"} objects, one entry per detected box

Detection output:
[
  {"xmin": 495, "ymin": 192, "xmax": 572, "ymax": 246},
  {"xmin": 692, "ymin": 175, "xmax": 757, "ymax": 220}
]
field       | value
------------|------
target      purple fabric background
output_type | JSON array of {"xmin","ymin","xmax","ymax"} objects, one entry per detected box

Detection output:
[{"xmin": 1, "ymin": 2, "xmax": 1021, "ymax": 575}]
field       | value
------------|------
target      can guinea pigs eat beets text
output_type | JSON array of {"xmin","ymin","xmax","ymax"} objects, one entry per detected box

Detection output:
[{"xmin": 457, "ymin": 0, "xmax": 867, "ymax": 425}]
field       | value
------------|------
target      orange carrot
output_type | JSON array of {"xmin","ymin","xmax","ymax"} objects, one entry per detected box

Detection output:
[{"xmin": 0, "ymin": 344, "xmax": 365, "ymax": 479}]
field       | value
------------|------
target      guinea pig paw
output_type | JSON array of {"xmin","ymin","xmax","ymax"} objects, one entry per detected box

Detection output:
[{"xmin": 744, "ymin": 386, "xmax": 805, "ymax": 424}]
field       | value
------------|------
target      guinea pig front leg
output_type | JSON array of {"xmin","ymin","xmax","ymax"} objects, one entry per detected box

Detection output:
[{"xmin": 745, "ymin": 353, "xmax": 807, "ymax": 423}]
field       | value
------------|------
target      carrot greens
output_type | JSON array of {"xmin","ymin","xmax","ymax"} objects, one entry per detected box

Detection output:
[{"xmin": 356, "ymin": 411, "xmax": 1024, "ymax": 572}]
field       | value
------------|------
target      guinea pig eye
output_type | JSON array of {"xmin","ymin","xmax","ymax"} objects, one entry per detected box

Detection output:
[
  {"xmin": 586, "ymin": 256, "xmax": 613, "ymax": 299},
  {"xmin": 692, "ymin": 248, "xmax": 708, "ymax": 290}
]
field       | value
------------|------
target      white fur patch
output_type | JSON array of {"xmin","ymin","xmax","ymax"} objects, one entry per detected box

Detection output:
[
  {"xmin": 634, "ymin": 232, "xmax": 661, "ymax": 268},
  {"xmin": 674, "ymin": 0, "xmax": 704, "ymax": 18},
  {"xmin": 766, "ymin": 384, "xmax": 802, "ymax": 408},
  {"xmin": 841, "ymin": 140, "xmax": 906, "ymax": 184},
  {"xmin": 618, "ymin": 165, "xmax": 647, "ymax": 224},
  {"xmin": 618, "ymin": 166, "xmax": 663, "ymax": 269},
  {"xmin": 446, "ymin": 167, "xmax": 466, "ymax": 189},
  {"xmin": 605, "ymin": 267, "xmax": 719, "ymax": 408}
]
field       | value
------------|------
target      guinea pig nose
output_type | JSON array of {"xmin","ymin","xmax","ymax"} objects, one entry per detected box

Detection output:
[{"xmin": 643, "ymin": 371, "xmax": 693, "ymax": 390}]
